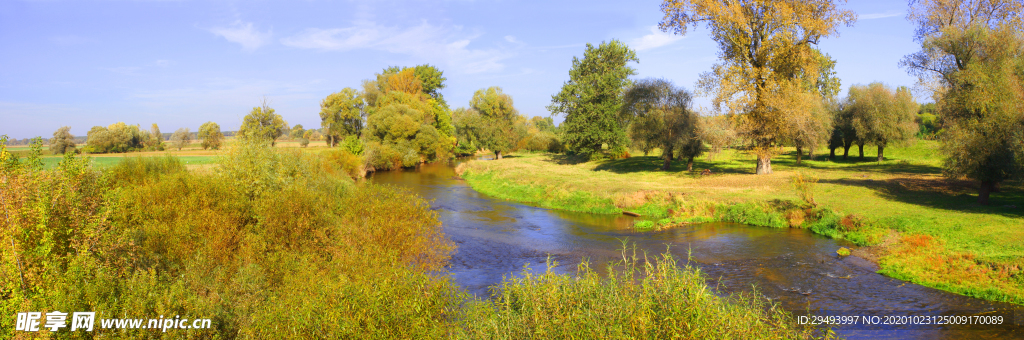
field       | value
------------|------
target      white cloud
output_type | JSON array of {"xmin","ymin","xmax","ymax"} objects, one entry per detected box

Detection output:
[
  {"xmin": 631, "ymin": 26, "xmax": 683, "ymax": 51},
  {"xmin": 280, "ymin": 21, "xmax": 509, "ymax": 74},
  {"xmin": 209, "ymin": 21, "xmax": 272, "ymax": 51},
  {"xmin": 860, "ymin": 11, "xmax": 903, "ymax": 20}
]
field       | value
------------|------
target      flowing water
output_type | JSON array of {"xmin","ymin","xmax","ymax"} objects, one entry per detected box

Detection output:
[{"xmin": 369, "ymin": 161, "xmax": 1023, "ymax": 339}]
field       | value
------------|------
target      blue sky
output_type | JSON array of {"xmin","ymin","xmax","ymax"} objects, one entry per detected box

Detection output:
[{"xmin": 1, "ymin": 0, "xmax": 920, "ymax": 139}]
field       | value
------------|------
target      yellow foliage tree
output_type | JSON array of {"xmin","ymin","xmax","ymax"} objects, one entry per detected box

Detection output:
[{"xmin": 659, "ymin": 0, "xmax": 855, "ymax": 174}]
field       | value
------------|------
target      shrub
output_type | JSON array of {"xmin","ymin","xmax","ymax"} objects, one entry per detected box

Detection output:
[
  {"xmin": 457, "ymin": 250, "xmax": 822, "ymax": 339},
  {"xmin": 341, "ymin": 134, "xmax": 364, "ymax": 155}
]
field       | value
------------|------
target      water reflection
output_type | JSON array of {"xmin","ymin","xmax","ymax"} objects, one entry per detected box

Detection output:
[{"xmin": 368, "ymin": 161, "xmax": 1023, "ymax": 339}]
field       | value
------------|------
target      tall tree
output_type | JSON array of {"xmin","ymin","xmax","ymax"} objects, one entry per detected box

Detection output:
[
  {"xmin": 901, "ymin": 0, "xmax": 1024, "ymax": 204},
  {"xmin": 622, "ymin": 79, "xmax": 704, "ymax": 171},
  {"xmin": 239, "ymin": 99, "xmax": 287, "ymax": 146},
  {"xmin": 320, "ymin": 88, "xmax": 365, "ymax": 147},
  {"xmin": 548, "ymin": 40, "xmax": 638, "ymax": 157},
  {"xmin": 290, "ymin": 124, "xmax": 305, "ymax": 140},
  {"xmin": 198, "ymin": 121, "xmax": 224, "ymax": 150},
  {"xmin": 470, "ymin": 87, "xmax": 525, "ymax": 160},
  {"xmin": 659, "ymin": 0, "xmax": 855, "ymax": 174},
  {"xmin": 49, "ymin": 126, "xmax": 76, "ymax": 155},
  {"xmin": 171, "ymin": 128, "xmax": 191, "ymax": 151},
  {"xmin": 934, "ymin": 25, "xmax": 1024, "ymax": 204},
  {"xmin": 845, "ymin": 83, "xmax": 919, "ymax": 162},
  {"xmin": 901, "ymin": 0, "xmax": 1024, "ymax": 92},
  {"xmin": 150, "ymin": 123, "xmax": 164, "ymax": 150}
]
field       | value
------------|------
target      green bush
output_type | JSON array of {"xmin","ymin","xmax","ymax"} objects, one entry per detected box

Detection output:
[{"xmin": 716, "ymin": 202, "xmax": 788, "ymax": 228}]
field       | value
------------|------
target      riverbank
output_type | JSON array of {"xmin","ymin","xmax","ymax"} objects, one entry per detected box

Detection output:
[{"xmin": 458, "ymin": 141, "xmax": 1024, "ymax": 305}]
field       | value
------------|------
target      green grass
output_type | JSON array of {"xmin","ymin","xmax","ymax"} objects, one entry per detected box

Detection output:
[
  {"xmin": 39, "ymin": 155, "xmax": 217, "ymax": 170},
  {"xmin": 462, "ymin": 140, "xmax": 1024, "ymax": 305}
]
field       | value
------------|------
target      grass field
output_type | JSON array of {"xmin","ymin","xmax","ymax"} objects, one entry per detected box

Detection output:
[
  {"xmin": 24, "ymin": 137, "xmax": 336, "ymax": 170},
  {"xmin": 461, "ymin": 140, "xmax": 1024, "ymax": 305}
]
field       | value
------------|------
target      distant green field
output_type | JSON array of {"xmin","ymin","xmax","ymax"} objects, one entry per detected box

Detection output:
[{"xmin": 40, "ymin": 155, "xmax": 217, "ymax": 170}]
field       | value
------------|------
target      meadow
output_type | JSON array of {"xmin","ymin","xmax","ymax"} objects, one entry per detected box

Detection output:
[{"xmin": 460, "ymin": 140, "xmax": 1024, "ymax": 305}]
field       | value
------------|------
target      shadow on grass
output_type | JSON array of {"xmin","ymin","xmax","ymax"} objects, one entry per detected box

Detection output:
[
  {"xmin": 544, "ymin": 153, "xmax": 592, "ymax": 165},
  {"xmin": 819, "ymin": 177, "xmax": 1024, "ymax": 218},
  {"xmin": 774, "ymin": 150, "xmax": 943, "ymax": 175}
]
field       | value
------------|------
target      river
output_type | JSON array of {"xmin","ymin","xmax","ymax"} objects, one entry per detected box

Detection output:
[{"xmin": 369, "ymin": 160, "xmax": 1022, "ymax": 339}]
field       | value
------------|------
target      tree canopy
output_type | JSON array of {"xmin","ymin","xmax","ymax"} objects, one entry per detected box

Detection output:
[
  {"xmin": 470, "ymin": 87, "xmax": 525, "ymax": 159},
  {"xmin": 548, "ymin": 40, "xmax": 638, "ymax": 158},
  {"xmin": 845, "ymin": 83, "xmax": 919, "ymax": 162},
  {"xmin": 659, "ymin": 0, "xmax": 855, "ymax": 174},
  {"xmin": 320, "ymin": 87, "xmax": 365, "ymax": 147},
  {"xmin": 239, "ymin": 100, "xmax": 287, "ymax": 146},
  {"xmin": 171, "ymin": 128, "xmax": 192, "ymax": 151},
  {"xmin": 199, "ymin": 121, "xmax": 224, "ymax": 150},
  {"xmin": 622, "ymin": 79, "xmax": 704, "ymax": 170},
  {"xmin": 362, "ymin": 66, "xmax": 456, "ymax": 170},
  {"xmin": 84, "ymin": 122, "xmax": 149, "ymax": 153},
  {"xmin": 49, "ymin": 126, "xmax": 76, "ymax": 155}
]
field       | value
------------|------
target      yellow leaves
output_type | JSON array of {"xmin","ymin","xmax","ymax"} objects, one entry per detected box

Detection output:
[{"xmin": 660, "ymin": 0, "xmax": 853, "ymax": 151}]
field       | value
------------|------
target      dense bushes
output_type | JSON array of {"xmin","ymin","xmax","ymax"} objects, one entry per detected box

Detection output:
[{"xmin": 0, "ymin": 140, "xmax": 460, "ymax": 338}]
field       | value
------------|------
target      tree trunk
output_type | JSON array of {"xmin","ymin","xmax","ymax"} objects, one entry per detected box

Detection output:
[
  {"xmin": 755, "ymin": 155, "xmax": 773, "ymax": 175},
  {"xmin": 495, "ymin": 150, "xmax": 502, "ymax": 160},
  {"xmin": 877, "ymin": 145, "xmax": 885, "ymax": 162},
  {"xmin": 808, "ymin": 146, "xmax": 815, "ymax": 160},
  {"xmin": 842, "ymin": 140, "xmax": 853, "ymax": 160},
  {"xmin": 662, "ymin": 145, "xmax": 673, "ymax": 171},
  {"xmin": 687, "ymin": 156, "xmax": 694, "ymax": 171},
  {"xmin": 796, "ymin": 146, "xmax": 803, "ymax": 165},
  {"xmin": 829, "ymin": 147, "xmax": 836, "ymax": 161},
  {"xmin": 857, "ymin": 143, "xmax": 865, "ymax": 160},
  {"xmin": 978, "ymin": 180, "xmax": 996, "ymax": 205}
]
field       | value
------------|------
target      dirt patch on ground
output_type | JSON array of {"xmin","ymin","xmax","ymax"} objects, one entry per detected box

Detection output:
[{"xmin": 850, "ymin": 231, "xmax": 900, "ymax": 267}]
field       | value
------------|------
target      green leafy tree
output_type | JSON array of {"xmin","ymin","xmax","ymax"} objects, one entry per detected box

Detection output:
[
  {"xmin": 901, "ymin": 0, "xmax": 1024, "ymax": 204},
  {"xmin": 453, "ymin": 107, "xmax": 485, "ymax": 156},
  {"xmin": 239, "ymin": 99, "xmax": 287, "ymax": 146},
  {"xmin": 659, "ymin": 0, "xmax": 855, "ymax": 174},
  {"xmin": 916, "ymin": 103, "xmax": 940, "ymax": 138},
  {"xmin": 471, "ymin": 87, "xmax": 525, "ymax": 159},
  {"xmin": 548, "ymin": 40, "xmax": 638, "ymax": 157},
  {"xmin": 622, "ymin": 79, "xmax": 704, "ymax": 171},
  {"xmin": 363, "ymin": 67, "xmax": 456, "ymax": 169},
  {"xmin": 150, "ymin": 123, "xmax": 164, "ymax": 150},
  {"xmin": 171, "ymin": 128, "xmax": 192, "ymax": 151},
  {"xmin": 84, "ymin": 122, "xmax": 148, "ymax": 153},
  {"xmin": 320, "ymin": 88, "xmax": 365, "ymax": 147},
  {"xmin": 198, "ymin": 121, "xmax": 225, "ymax": 150},
  {"xmin": 49, "ymin": 126, "xmax": 76, "ymax": 155},
  {"xmin": 845, "ymin": 83, "xmax": 919, "ymax": 162},
  {"xmin": 290, "ymin": 124, "xmax": 306, "ymax": 140},
  {"xmin": 934, "ymin": 25, "xmax": 1024, "ymax": 204}
]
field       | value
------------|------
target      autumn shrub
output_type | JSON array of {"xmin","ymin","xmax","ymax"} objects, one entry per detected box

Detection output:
[
  {"xmin": 322, "ymin": 149, "xmax": 366, "ymax": 179},
  {"xmin": 107, "ymin": 154, "xmax": 186, "ymax": 186},
  {"xmin": 1, "ymin": 138, "xmax": 462, "ymax": 338}
]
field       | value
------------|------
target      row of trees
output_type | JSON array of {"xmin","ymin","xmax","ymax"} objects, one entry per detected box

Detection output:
[{"xmin": 541, "ymin": 0, "xmax": 1018, "ymax": 203}]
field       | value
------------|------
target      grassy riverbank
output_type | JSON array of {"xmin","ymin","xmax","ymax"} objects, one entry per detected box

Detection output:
[{"xmin": 459, "ymin": 141, "xmax": 1024, "ymax": 305}]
